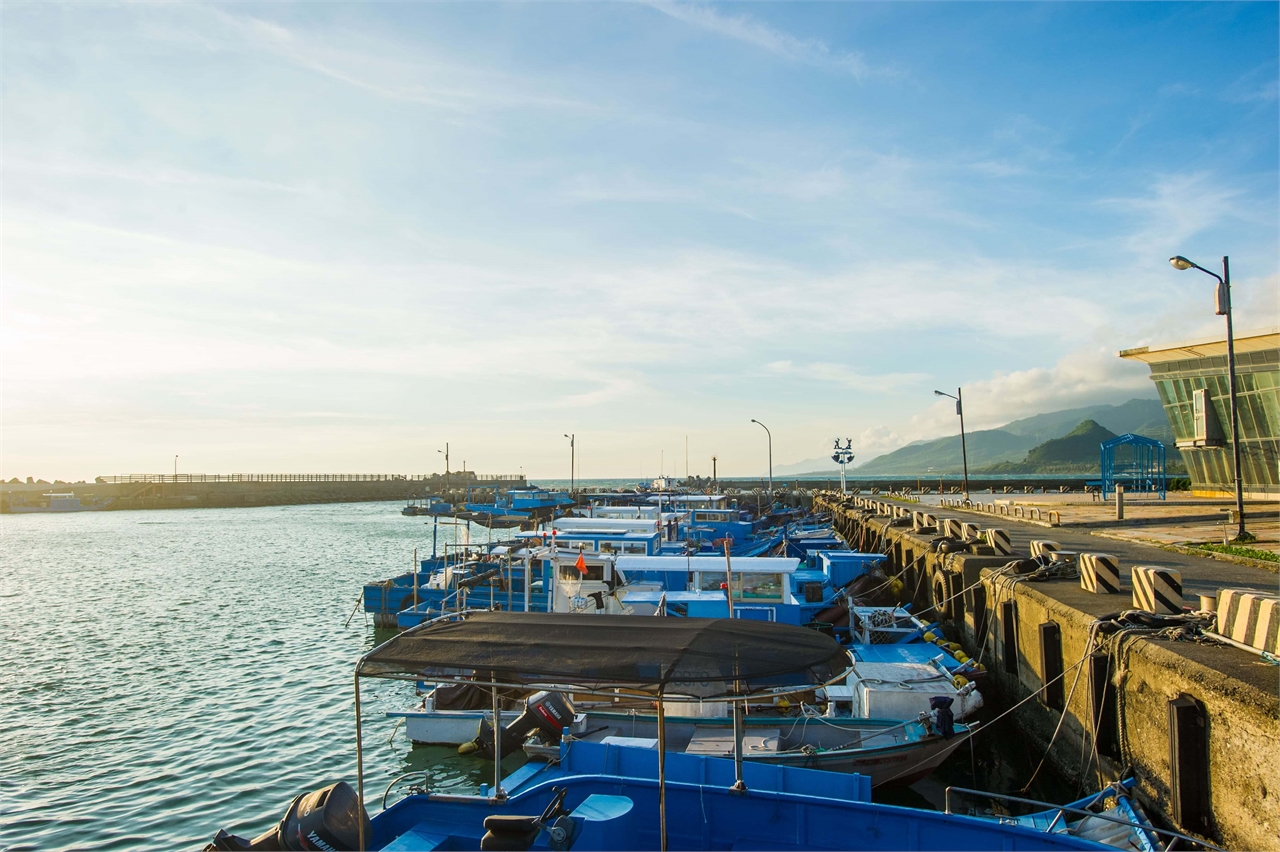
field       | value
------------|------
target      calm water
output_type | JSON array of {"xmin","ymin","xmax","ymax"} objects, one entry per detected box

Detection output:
[
  {"xmin": 0, "ymin": 502, "xmax": 505, "ymax": 852},
  {"xmin": 1, "ymin": 501, "xmax": 1075, "ymax": 851}
]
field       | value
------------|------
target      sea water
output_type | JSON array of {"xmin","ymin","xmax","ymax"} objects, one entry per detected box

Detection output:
[
  {"xmin": 1, "ymin": 500, "xmax": 1075, "ymax": 851},
  {"xmin": 0, "ymin": 502, "xmax": 503, "ymax": 851}
]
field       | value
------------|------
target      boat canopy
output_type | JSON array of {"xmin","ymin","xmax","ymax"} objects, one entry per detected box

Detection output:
[
  {"xmin": 616, "ymin": 555, "xmax": 800, "ymax": 574},
  {"xmin": 355, "ymin": 611, "xmax": 848, "ymax": 699}
]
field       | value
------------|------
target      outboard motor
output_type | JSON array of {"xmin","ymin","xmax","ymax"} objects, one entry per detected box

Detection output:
[
  {"xmin": 461, "ymin": 691, "xmax": 575, "ymax": 760},
  {"xmin": 205, "ymin": 781, "xmax": 370, "ymax": 851}
]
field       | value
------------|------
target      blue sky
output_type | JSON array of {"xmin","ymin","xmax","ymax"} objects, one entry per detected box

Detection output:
[{"xmin": 3, "ymin": 1, "xmax": 1277, "ymax": 480}]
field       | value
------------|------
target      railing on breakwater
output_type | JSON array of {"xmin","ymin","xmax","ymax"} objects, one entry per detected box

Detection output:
[{"xmin": 96, "ymin": 473, "xmax": 526, "ymax": 484}]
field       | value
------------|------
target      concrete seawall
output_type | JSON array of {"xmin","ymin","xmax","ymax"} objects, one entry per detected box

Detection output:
[
  {"xmin": 816, "ymin": 492, "xmax": 1279, "ymax": 850},
  {"xmin": 1, "ymin": 474, "xmax": 526, "ymax": 513}
]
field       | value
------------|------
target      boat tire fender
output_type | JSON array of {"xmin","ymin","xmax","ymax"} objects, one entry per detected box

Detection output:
[{"xmin": 930, "ymin": 573, "xmax": 951, "ymax": 620}]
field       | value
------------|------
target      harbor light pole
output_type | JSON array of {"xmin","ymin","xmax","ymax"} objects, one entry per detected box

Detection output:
[
  {"xmin": 438, "ymin": 444, "xmax": 449, "ymax": 496},
  {"xmin": 1170, "ymin": 255, "xmax": 1250, "ymax": 541},
  {"xmin": 934, "ymin": 389, "xmax": 970, "ymax": 501},
  {"xmin": 750, "ymin": 419, "xmax": 773, "ymax": 501},
  {"xmin": 564, "ymin": 434, "xmax": 575, "ymax": 496}
]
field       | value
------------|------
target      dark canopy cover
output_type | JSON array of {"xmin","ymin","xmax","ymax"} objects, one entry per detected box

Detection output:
[{"xmin": 357, "ymin": 612, "xmax": 849, "ymax": 698}]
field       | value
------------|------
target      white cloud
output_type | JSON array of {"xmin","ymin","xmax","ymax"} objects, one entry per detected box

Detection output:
[
  {"xmin": 905, "ymin": 345, "xmax": 1156, "ymax": 438},
  {"xmin": 1098, "ymin": 172, "xmax": 1252, "ymax": 257},
  {"xmin": 647, "ymin": 2, "xmax": 883, "ymax": 79},
  {"xmin": 764, "ymin": 361, "xmax": 927, "ymax": 393}
]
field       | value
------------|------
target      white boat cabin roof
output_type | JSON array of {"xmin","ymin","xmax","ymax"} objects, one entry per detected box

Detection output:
[{"xmin": 615, "ymin": 556, "xmax": 800, "ymax": 574}]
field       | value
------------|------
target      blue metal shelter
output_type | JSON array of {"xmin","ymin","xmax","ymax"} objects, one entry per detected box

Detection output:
[{"xmin": 1101, "ymin": 433, "xmax": 1166, "ymax": 499}]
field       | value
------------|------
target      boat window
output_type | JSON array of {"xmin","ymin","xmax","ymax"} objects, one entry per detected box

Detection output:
[
  {"xmin": 623, "ymin": 542, "xmax": 647, "ymax": 554},
  {"xmin": 559, "ymin": 562, "xmax": 605, "ymax": 582},
  {"xmin": 598, "ymin": 540, "xmax": 624, "ymax": 553},
  {"xmin": 697, "ymin": 571, "xmax": 727, "ymax": 592},
  {"xmin": 732, "ymin": 572, "xmax": 784, "ymax": 602}
]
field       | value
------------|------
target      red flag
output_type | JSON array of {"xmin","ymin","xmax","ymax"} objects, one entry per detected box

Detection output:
[{"xmin": 575, "ymin": 552, "xmax": 588, "ymax": 575}]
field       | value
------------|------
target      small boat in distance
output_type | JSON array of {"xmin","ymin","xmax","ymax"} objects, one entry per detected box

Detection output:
[
  {"xmin": 6, "ymin": 492, "xmax": 112, "ymax": 513},
  {"xmin": 401, "ymin": 496, "xmax": 452, "ymax": 516}
]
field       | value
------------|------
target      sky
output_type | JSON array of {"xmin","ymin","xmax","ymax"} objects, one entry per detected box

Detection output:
[{"xmin": 3, "ymin": 1, "xmax": 1277, "ymax": 482}]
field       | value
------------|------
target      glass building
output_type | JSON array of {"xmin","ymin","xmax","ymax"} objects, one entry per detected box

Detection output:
[{"xmin": 1120, "ymin": 326, "xmax": 1279, "ymax": 498}]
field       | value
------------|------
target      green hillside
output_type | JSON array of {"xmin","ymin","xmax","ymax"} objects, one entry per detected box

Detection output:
[
  {"xmin": 982, "ymin": 420, "xmax": 1115, "ymax": 473},
  {"xmin": 853, "ymin": 429, "xmax": 1039, "ymax": 475},
  {"xmin": 842, "ymin": 397, "xmax": 1175, "ymax": 476}
]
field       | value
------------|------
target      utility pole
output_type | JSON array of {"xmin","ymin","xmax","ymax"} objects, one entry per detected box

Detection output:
[
  {"xmin": 712, "ymin": 456, "xmax": 718, "ymax": 490},
  {"xmin": 564, "ymin": 434, "xmax": 575, "ymax": 496},
  {"xmin": 438, "ymin": 444, "xmax": 449, "ymax": 497}
]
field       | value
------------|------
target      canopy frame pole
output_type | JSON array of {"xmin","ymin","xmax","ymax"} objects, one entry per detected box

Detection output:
[
  {"xmin": 731, "ymin": 697, "xmax": 746, "ymax": 793},
  {"xmin": 657, "ymin": 696, "xmax": 668, "ymax": 852},
  {"xmin": 491, "ymin": 675, "xmax": 505, "ymax": 800},
  {"xmin": 506, "ymin": 554, "xmax": 512, "ymax": 611},
  {"xmin": 524, "ymin": 553, "xmax": 532, "ymax": 614},
  {"xmin": 355, "ymin": 672, "xmax": 366, "ymax": 851},
  {"xmin": 723, "ymin": 539, "xmax": 735, "ymax": 618}
]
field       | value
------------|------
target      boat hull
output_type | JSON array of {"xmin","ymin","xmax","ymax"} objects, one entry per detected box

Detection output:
[{"xmin": 389, "ymin": 706, "xmax": 968, "ymax": 787}]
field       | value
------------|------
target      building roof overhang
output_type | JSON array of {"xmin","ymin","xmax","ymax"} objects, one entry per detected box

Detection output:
[{"xmin": 1118, "ymin": 325, "xmax": 1279, "ymax": 364}]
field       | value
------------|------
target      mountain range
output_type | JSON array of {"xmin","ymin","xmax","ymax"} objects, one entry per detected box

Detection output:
[{"xmin": 774, "ymin": 398, "xmax": 1174, "ymax": 477}]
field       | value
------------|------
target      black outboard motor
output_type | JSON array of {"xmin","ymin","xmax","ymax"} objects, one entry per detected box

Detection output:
[
  {"xmin": 205, "ymin": 782, "xmax": 371, "ymax": 852},
  {"xmin": 462, "ymin": 691, "xmax": 575, "ymax": 760}
]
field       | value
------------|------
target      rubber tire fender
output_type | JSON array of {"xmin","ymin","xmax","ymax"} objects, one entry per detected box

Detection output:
[{"xmin": 930, "ymin": 572, "xmax": 951, "ymax": 621}]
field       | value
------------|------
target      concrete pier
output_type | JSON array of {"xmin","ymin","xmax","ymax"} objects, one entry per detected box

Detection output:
[
  {"xmin": 1, "ymin": 472, "xmax": 526, "ymax": 512},
  {"xmin": 815, "ymin": 492, "xmax": 1279, "ymax": 850}
]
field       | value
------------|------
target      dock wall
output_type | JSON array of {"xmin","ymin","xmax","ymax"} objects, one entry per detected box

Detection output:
[
  {"xmin": 816, "ymin": 493, "xmax": 1280, "ymax": 850},
  {"xmin": 1, "ymin": 474, "xmax": 527, "ymax": 513}
]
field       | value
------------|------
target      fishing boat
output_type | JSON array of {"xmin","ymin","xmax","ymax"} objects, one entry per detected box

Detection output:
[
  {"xmin": 205, "ymin": 613, "xmax": 1190, "ymax": 852},
  {"xmin": 454, "ymin": 487, "xmax": 576, "ymax": 527},
  {"xmin": 402, "ymin": 497, "xmax": 452, "ymax": 517},
  {"xmin": 6, "ymin": 491, "xmax": 112, "ymax": 513}
]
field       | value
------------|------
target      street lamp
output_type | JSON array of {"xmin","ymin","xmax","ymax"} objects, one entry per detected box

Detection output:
[
  {"xmin": 1170, "ymin": 255, "xmax": 1250, "ymax": 541},
  {"xmin": 750, "ymin": 419, "xmax": 773, "ymax": 501},
  {"xmin": 438, "ymin": 444, "xmax": 449, "ymax": 495},
  {"xmin": 934, "ymin": 388, "xmax": 970, "ymax": 500},
  {"xmin": 564, "ymin": 434, "xmax": 575, "ymax": 497}
]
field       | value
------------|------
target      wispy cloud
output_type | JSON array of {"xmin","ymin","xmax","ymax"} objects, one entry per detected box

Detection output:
[
  {"xmin": 1098, "ymin": 172, "xmax": 1249, "ymax": 256},
  {"xmin": 1222, "ymin": 62, "xmax": 1280, "ymax": 104},
  {"xmin": 764, "ymin": 361, "xmax": 928, "ymax": 393},
  {"xmin": 153, "ymin": 4, "xmax": 604, "ymax": 115},
  {"xmin": 647, "ymin": 2, "xmax": 886, "ymax": 80}
]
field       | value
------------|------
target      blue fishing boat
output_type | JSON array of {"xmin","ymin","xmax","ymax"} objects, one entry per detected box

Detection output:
[
  {"xmin": 205, "ymin": 614, "xmax": 1186, "ymax": 852},
  {"xmin": 455, "ymin": 487, "xmax": 575, "ymax": 527},
  {"xmin": 403, "ymin": 496, "xmax": 452, "ymax": 517}
]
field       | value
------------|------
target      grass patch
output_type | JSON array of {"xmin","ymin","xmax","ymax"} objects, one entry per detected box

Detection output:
[{"xmin": 1188, "ymin": 542, "xmax": 1279, "ymax": 563}]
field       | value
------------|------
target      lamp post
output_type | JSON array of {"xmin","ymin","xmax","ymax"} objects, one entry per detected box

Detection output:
[
  {"xmin": 934, "ymin": 388, "xmax": 970, "ymax": 500},
  {"xmin": 750, "ymin": 419, "xmax": 772, "ymax": 501},
  {"xmin": 564, "ymin": 434, "xmax": 575, "ymax": 497},
  {"xmin": 1170, "ymin": 255, "xmax": 1250, "ymax": 541},
  {"xmin": 438, "ymin": 444, "xmax": 449, "ymax": 496}
]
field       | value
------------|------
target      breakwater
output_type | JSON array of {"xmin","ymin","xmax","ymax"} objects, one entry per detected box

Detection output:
[
  {"xmin": 814, "ymin": 492, "xmax": 1279, "ymax": 850},
  {"xmin": 0, "ymin": 473, "xmax": 526, "ymax": 513}
]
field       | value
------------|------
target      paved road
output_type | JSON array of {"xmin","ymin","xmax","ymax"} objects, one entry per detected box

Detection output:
[{"xmin": 935, "ymin": 505, "xmax": 1277, "ymax": 599}]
